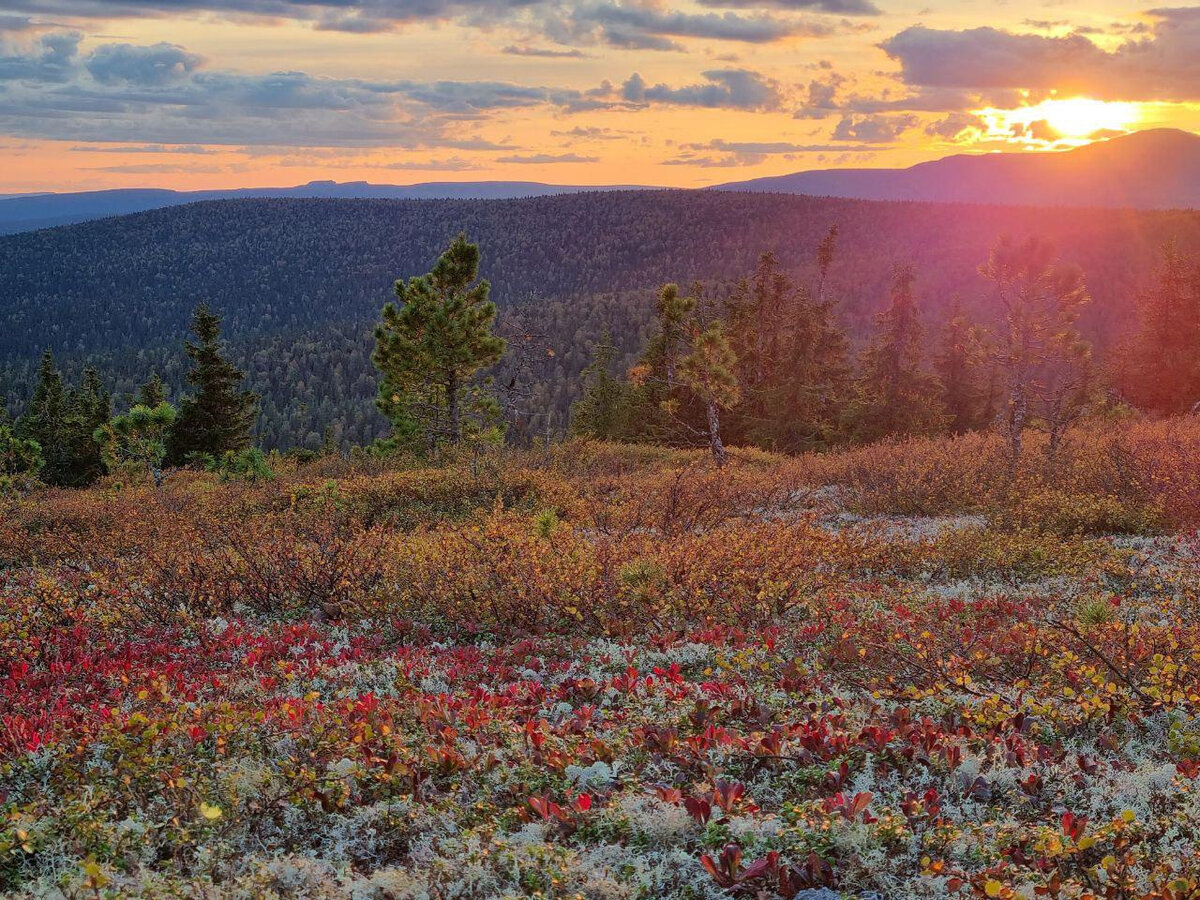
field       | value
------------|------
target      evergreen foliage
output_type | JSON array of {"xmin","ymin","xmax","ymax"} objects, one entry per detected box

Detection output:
[
  {"xmin": 723, "ymin": 250, "xmax": 851, "ymax": 452},
  {"xmin": 95, "ymin": 402, "xmax": 177, "ymax": 482},
  {"xmin": 935, "ymin": 298, "xmax": 995, "ymax": 435},
  {"xmin": 15, "ymin": 352, "xmax": 110, "ymax": 487},
  {"xmin": 1123, "ymin": 241, "xmax": 1200, "ymax": 415},
  {"xmin": 570, "ymin": 333, "xmax": 634, "ymax": 440},
  {"xmin": 851, "ymin": 266, "xmax": 944, "ymax": 442},
  {"xmin": 168, "ymin": 305, "xmax": 259, "ymax": 465},
  {"xmin": 373, "ymin": 233, "xmax": 506, "ymax": 449},
  {"xmin": 678, "ymin": 322, "xmax": 741, "ymax": 466}
]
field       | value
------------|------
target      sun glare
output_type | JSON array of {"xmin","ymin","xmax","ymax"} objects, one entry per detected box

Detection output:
[
  {"xmin": 1039, "ymin": 98, "xmax": 1140, "ymax": 138},
  {"xmin": 976, "ymin": 97, "xmax": 1143, "ymax": 145}
]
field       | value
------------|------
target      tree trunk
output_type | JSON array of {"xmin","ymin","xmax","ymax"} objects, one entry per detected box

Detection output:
[
  {"xmin": 1008, "ymin": 384, "xmax": 1026, "ymax": 471},
  {"xmin": 707, "ymin": 399, "xmax": 728, "ymax": 467},
  {"xmin": 447, "ymin": 373, "xmax": 460, "ymax": 444}
]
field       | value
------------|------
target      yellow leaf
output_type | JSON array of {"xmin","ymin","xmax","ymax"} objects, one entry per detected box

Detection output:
[
  {"xmin": 985, "ymin": 880, "xmax": 1003, "ymax": 898},
  {"xmin": 199, "ymin": 802, "xmax": 223, "ymax": 821}
]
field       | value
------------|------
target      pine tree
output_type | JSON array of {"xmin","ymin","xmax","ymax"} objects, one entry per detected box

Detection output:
[
  {"xmin": 678, "ymin": 322, "xmax": 740, "ymax": 466},
  {"xmin": 1123, "ymin": 241, "xmax": 1200, "ymax": 415},
  {"xmin": 1, "ymin": 423, "xmax": 42, "ymax": 492},
  {"xmin": 168, "ymin": 305, "xmax": 259, "ymax": 464},
  {"xmin": 851, "ymin": 265, "xmax": 943, "ymax": 442},
  {"xmin": 373, "ymin": 233, "xmax": 506, "ymax": 448},
  {"xmin": 645, "ymin": 282, "xmax": 697, "ymax": 390},
  {"xmin": 95, "ymin": 401, "xmax": 177, "ymax": 485},
  {"xmin": 934, "ymin": 298, "xmax": 991, "ymax": 434}
]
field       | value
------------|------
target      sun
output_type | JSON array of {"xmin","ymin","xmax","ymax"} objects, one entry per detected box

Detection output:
[
  {"xmin": 972, "ymin": 97, "xmax": 1144, "ymax": 146},
  {"xmin": 1037, "ymin": 98, "xmax": 1140, "ymax": 139}
]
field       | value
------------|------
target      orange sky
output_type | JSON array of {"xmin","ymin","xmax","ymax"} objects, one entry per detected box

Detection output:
[{"xmin": 1, "ymin": 1, "xmax": 1198, "ymax": 192}]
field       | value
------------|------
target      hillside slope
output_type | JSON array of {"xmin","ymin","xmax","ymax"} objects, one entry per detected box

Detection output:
[
  {"xmin": 0, "ymin": 180, "xmax": 657, "ymax": 235},
  {"xmin": 716, "ymin": 129, "xmax": 1200, "ymax": 210},
  {"xmin": 1, "ymin": 190, "xmax": 1197, "ymax": 447}
]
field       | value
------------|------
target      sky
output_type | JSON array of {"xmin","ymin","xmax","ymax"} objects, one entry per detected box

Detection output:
[{"xmin": 0, "ymin": 1, "xmax": 1198, "ymax": 192}]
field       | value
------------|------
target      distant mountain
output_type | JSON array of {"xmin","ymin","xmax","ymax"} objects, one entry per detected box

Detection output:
[
  {"xmin": 714, "ymin": 129, "xmax": 1200, "ymax": 210},
  {"xmin": 0, "ymin": 180, "xmax": 657, "ymax": 235}
]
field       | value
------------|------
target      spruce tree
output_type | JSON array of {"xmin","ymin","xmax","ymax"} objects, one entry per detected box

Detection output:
[
  {"xmin": 571, "ymin": 332, "xmax": 631, "ymax": 440},
  {"xmin": 137, "ymin": 372, "xmax": 168, "ymax": 408},
  {"xmin": 373, "ymin": 233, "xmax": 506, "ymax": 448},
  {"xmin": 60, "ymin": 366, "xmax": 111, "ymax": 487},
  {"xmin": 168, "ymin": 305, "xmax": 259, "ymax": 464},
  {"xmin": 725, "ymin": 251, "xmax": 850, "ymax": 452},
  {"xmin": 934, "ymin": 299, "xmax": 991, "ymax": 434},
  {"xmin": 851, "ymin": 265, "xmax": 943, "ymax": 442},
  {"xmin": 16, "ymin": 350, "xmax": 68, "ymax": 485},
  {"xmin": 1123, "ymin": 241, "xmax": 1200, "ymax": 415}
]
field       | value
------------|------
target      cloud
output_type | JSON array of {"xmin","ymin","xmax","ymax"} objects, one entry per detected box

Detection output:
[
  {"xmin": 0, "ymin": 30, "xmax": 81, "ymax": 82},
  {"xmin": 0, "ymin": 31, "xmax": 634, "ymax": 146},
  {"xmin": 83, "ymin": 162, "xmax": 227, "ymax": 173},
  {"xmin": 502, "ymin": 45, "xmax": 590, "ymax": 58},
  {"xmin": 671, "ymin": 136, "xmax": 875, "ymax": 165},
  {"xmin": 0, "ymin": 0, "xmax": 541, "ymax": 32},
  {"xmin": 563, "ymin": 4, "xmax": 834, "ymax": 48},
  {"xmin": 495, "ymin": 152, "xmax": 599, "ymax": 163},
  {"xmin": 0, "ymin": 37, "xmax": 602, "ymax": 146},
  {"xmin": 1, "ymin": 0, "xmax": 851, "ymax": 49},
  {"xmin": 832, "ymin": 113, "xmax": 918, "ymax": 142},
  {"xmin": 85, "ymin": 42, "xmax": 202, "ymax": 86},
  {"xmin": 380, "ymin": 157, "xmax": 484, "ymax": 170},
  {"xmin": 880, "ymin": 9, "xmax": 1200, "ymax": 101},
  {"xmin": 621, "ymin": 69, "xmax": 783, "ymax": 110},
  {"xmin": 69, "ymin": 142, "xmax": 217, "ymax": 153},
  {"xmin": 695, "ymin": 0, "xmax": 880, "ymax": 15},
  {"xmin": 923, "ymin": 111, "xmax": 985, "ymax": 141}
]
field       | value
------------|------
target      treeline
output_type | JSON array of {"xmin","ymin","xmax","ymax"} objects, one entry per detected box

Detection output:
[
  {"xmin": 2, "ymin": 191, "xmax": 1199, "ymax": 448},
  {"xmin": 573, "ymin": 233, "xmax": 1200, "ymax": 463},
  {"xmin": 4, "ymin": 224, "xmax": 1200, "ymax": 488},
  {"xmin": 2, "ymin": 306, "xmax": 262, "ymax": 491}
]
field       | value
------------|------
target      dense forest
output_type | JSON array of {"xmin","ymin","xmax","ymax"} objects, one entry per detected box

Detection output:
[{"xmin": 2, "ymin": 190, "xmax": 1199, "ymax": 448}]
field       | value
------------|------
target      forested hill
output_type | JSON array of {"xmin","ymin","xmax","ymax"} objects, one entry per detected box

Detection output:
[{"xmin": 2, "ymin": 190, "xmax": 1199, "ymax": 448}]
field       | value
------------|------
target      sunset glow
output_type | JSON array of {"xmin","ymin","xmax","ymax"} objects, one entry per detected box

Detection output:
[
  {"xmin": 976, "ymin": 98, "xmax": 1145, "ymax": 145},
  {"xmin": 1, "ymin": 3, "xmax": 1198, "ymax": 191}
]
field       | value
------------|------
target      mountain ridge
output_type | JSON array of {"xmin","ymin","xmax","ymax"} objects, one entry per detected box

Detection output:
[
  {"xmin": 0, "ymin": 180, "xmax": 659, "ymax": 235},
  {"xmin": 3, "ymin": 129, "xmax": 1197, "ymax": 235},
  {"xmin": 712, "ymin": 129, "xmax": 1200, "ymax": 209}
]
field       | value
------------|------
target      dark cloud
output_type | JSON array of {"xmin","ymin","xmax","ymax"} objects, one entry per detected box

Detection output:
[
  {"xmin": 881, "ymin": 9, "xmax": 1200, "ymax": 101},
  {"xmin": 622, "ymin": 69, "xmax": 783, "ymax": 110},
  {"xmin": 85, "ymin": 42, "xmax": 202, "ymax": 86},
  {"xmin": 0, "ymin": 34, "xmax": 612, "ymax": 146},
  {"xmin": 1, "ymin": 0, "xmax": 849, "ymax": 48},
  {"xmin": 69, "ymin": 142, "xmax": 217, "ymax": 152},
  {"xmin": 568, "ymin": 4, "xmax": 833, "ymax": 45},
  {"xmin": 695, "ymin": 0, "xmax": 880, "ymax": 15}
]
